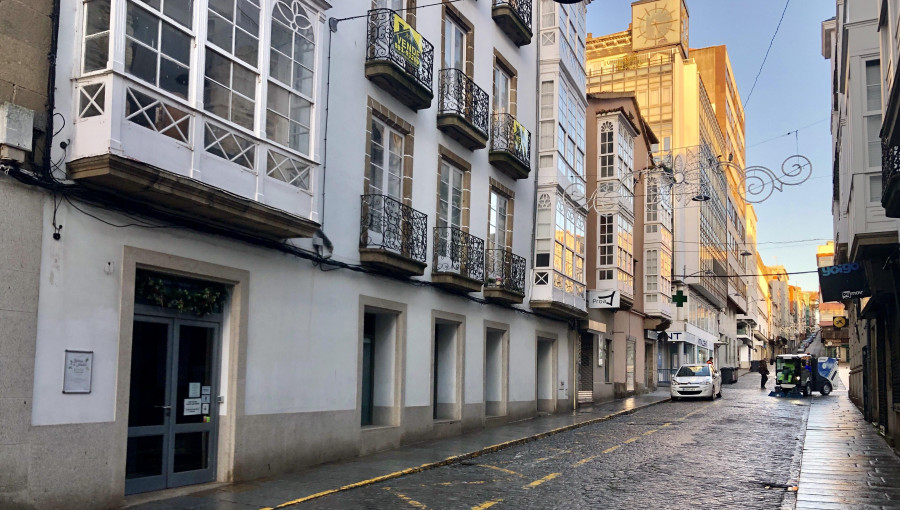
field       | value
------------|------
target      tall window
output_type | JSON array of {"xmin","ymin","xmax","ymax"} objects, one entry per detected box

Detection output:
[
  {"xmin": 493, "ymin": 65, "xmax": 511, "ymax": 114},
  {"xmin": 555, "ymin": 199, "xmax": 584, "ymax": 283},
  {"xmin": 204, "ymin": 0, "xmax": 260, "ymax": 129},
  {"xmin": 444, "ymin": 17, "xmax": 466, "ymax": 70},
  {"xmin": 125, "ymin": 0, "xmax": 193, "ymax": 99},
  {"xmin": 488, "ymin": 190, "xmax": 508, "ymax": 250},
  {"xmin": 83, "ymin": 0, "xmax": 111, "ymax": 73},
  {"xmin": 266, "ymin": 0, "xmax": 316, "ymax": 157},
  {"xmin": 438, "ymin": 162, "xmax": 464, "ymax": 230},
  {"xmin": 598, "ymin": 214, "xmax": 614, "ymax": 266},
  {"xmin": 369, "ymin": 118, "xmax": 403, "ymax": 199},
  {"xmin": 540, "ymin": 81, "xmax": 554, "ymax": 150},
  {"xmin": 376, "ymin": 0, "xmax": 403, "ymax": 11},
  {"xmin": 599, "ymin": 121, "xmax": 614, "ymax": 178},
  {"xmin": 617, "ymin": 215, "xmax": 634, "ymax": 293},
  {"xmin": 645, "ymin": 249, "xmax": 658, "ymax": 292},
  {"xmin": 865, "ymin": 60, "xmax": 882, "ymax": 169}
]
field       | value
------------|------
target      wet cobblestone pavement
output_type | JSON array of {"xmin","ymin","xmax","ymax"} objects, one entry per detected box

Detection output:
[
  {"xmin": 290, "ymin": 371, "xmax": 807, "ymax": 510},
  {"xmin": 131, "ymin": 367, "xmax": 900, "ymax": 510}
]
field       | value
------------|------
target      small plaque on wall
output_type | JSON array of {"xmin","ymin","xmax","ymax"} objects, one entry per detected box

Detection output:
[{"xmin": 63, "ymin": 350, "xmax": 93, "ymax": 394}]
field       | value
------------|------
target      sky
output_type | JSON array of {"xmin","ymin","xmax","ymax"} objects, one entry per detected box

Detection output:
[{"xmin": 585, "ymin": 0, "xmax": 836, "ymax": 291}]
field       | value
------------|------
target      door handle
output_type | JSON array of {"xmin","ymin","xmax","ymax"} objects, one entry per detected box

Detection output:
[{"xmin": 154, "ymin": 405, "xmax": 172, "ymax": 410}]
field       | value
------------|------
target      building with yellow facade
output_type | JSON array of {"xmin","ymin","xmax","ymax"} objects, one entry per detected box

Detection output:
[{"xmin": 585, "ymin": 0, "xmax": 752, "ymax": 373}]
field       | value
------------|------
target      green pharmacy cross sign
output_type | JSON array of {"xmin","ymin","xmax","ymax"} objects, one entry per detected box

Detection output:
[{"xmin": 672, "ymin": 290, "xmax": 687, "ymax": 307}]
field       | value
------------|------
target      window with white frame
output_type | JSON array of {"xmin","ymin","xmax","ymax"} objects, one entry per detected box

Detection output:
[
  {"xmin": 555, "ymin": 199, "xmax": 585, "ymax": 284},
  {"xmin": 645, "ymin": 249, "xmax": 658, "ymax": 292},
  {"xmin": 369, "ymin": 117, "xmax": 403, "ymax": 200},
  {"xmin": 83, "ymin": 0, "xmax": 111, "ymax": 73},
  {"xmin": 266, "ymin": 0, "xmax": 316, "ymax": 157},
  {"xmin": 488, "ymin": 190, "xmax": 508, "ymax": 250},
  {"xmin": 540, "ymin": 80, "xmax": 554, "ymax": 150},
  {"xmin": 125, "ymin": 0, "xmax": 193, "ymax": 99},
  {"xmin": 599, "ymin": 121, "xmax": 614, "ymax": 178},
  {"xmin": 865, "ymin": 59, "xmax": 882, "ymax": 169},
  {"xmin": 617, "ymin": 214, "xmax": 633, "ymax": 293},
  {"xmin": 444, "ymin": 16, "xmax": 466, "ymax": 70},
  {"xmin": 438, "ymin": 161, "xmax": 464, "ymax": 231},
  {"xmin": 556, "ymin": 81, "xmax": 585, "ymax": 192},
  {"xmin": 204, "ymin": 0, "xmax": 260, "ymax": 130},
  {"xmin": 493, "ymin": 65, "xmax": 511, "ymax": 115},
  {"xmin": 598, "ymin": 213, "xmax": 614, "ymax": 267}
]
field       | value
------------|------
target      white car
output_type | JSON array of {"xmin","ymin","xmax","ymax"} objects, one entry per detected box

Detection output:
[{"xmin": 670, "ymin": 364, "xmax": 722, "ymax": 400}]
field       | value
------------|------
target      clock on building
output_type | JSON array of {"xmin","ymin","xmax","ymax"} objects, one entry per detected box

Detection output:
[{"xmin": 631, "ymin": 0, "xmax": 689, "ymax": 55}]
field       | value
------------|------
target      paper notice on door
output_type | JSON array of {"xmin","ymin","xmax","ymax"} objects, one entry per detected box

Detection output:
[
  {"xmin": 201, "ymin": 395, "xmax": 210, "ymax": 404},
  {"xmin": 201, "ymin": 385, "xmax": 211, "ymax": 395},
  {"xmin": 201, "ymin": 403, "xmax": 210, "ymax": 414},
  {"xmin": 189, "ymin": 382, "xmax": 201, "ymax": 398},
  {"xmin": 184, "ymin": 398, "xmax": 202, "ymax": 416}
]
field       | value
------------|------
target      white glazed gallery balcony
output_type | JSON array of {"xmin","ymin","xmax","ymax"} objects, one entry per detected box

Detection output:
[{"xmin": 530, "ymin": 268, "xmax": 587, "ymax": 319}]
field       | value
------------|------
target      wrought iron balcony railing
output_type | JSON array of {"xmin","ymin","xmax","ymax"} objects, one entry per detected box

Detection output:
[
  {"xmin": 366, "ymin": 9, "xmax": 434, "ymax": 96},
  {"xmin": 490, "ymin": 113, "xmax": 531, "ymax": 177},
  {"xmin": 439, "ymin": 68, "xmax": 489, "ymax": 136},
  {"xmin": 434, "ymin": 226, "xmax": 485, "ymax": 282},
  {"xmin": 360, "ymin": 194, "xmax": 428, "ymax": 264},
  {"xmin": 882, "ymin": 139, "xmax": 900, "ymax": 217},
  {"xmin": 485, "ymin": 248, "xmax": 526, "ymax": 295},
  {"xmin": 492, "ymin": 0, "xmax": 532, "ymax": 31}
]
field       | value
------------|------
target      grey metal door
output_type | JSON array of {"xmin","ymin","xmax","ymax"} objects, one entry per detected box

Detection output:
[{"xmin": 126, "ymin": 315, "xmax": 220, "ymax": 495}]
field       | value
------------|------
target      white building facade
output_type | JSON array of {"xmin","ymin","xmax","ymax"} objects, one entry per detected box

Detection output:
[{"xmin": 0, "ymin": 0, "xmax": 590, "ymax": 507}]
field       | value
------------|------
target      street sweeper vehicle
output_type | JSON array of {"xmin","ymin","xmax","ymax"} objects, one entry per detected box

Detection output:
[{"xmin": 770, "ymin": 354, "xmax": 839, "ymax": 398}]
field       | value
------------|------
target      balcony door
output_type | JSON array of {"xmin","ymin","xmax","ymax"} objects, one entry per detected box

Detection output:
[
  {"xmin": 443, "ymin": 18, "xmax": 466, "ymax": 71},
  {"xmin": 492, "ymin": 65, "xmax": 511, "ymax": 115},
  {"xmin": 487, "ymin": 190, "xmax": 508, "ymax": 282},
  {"xmin": 436, "ymin": 161, "xmax": 464, "ymax": 272},
  {"xmin": 126, "ymin": 314, "xmax": 220, "ymax": 495},
  {"xmin": 367, "ymin": 118, "xmax": 404, "ymax": 250}
]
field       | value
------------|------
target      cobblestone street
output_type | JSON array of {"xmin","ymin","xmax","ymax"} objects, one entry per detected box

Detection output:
[{"xmin": 287, "ymin": 371, "xmax": 808, "ymax": 510}]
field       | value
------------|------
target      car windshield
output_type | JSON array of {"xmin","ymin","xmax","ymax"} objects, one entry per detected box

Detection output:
[{"xmin": 676, "ymin": 366, "xmax": 710, "ymax": 377}]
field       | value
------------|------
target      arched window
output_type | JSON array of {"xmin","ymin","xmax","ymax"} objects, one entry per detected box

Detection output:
[{"xmin": 266, "ymin": 0, "xmax": 315, "ymax": 158}]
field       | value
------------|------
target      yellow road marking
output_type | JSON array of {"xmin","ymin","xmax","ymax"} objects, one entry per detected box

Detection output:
[
  {"xmin": 643, "ymin": 429, "xmax": 658, "ymax": 436},
  {"xmin": 524, "ymin": 472, "xmax": 561, "ymax": 489},
  {"xmin": 429, "ymin": 480, "xmax": 489, "ymax": 487},
  {"xmin": 385, "ymin": 488, "xmax": 429, "ymax": 509},
  {"xmin": 572, "ymin": 455, "xmax": 598, "ymax": 467},
  {"xmin": 624, "ymin": 436, "xmax": 640, "ymax": 444},
  {"xmin": 471, "ymin": 499, "xmax": 504, "ymax": 509},
  {"xmin": 602, "ymin": 445, "xmax": 621, "ymax": 453},
  {"xmin": 479, "ymin": 464, "xmax": 525, "ymax": 477},
  {"xmin": 535, "ymin": 457, "xmax": 550, "ymax": 462},
  {"xmin": 661, "ymin": 422, "xmax": 672, "ymax": 427}
]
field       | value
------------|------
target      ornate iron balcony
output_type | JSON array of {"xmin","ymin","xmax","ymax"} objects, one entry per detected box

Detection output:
[
  {"xmin": 882, "ymin": 140, "xmax": 900, "ymax": 217},
  {"xmin": 433, "ymin": 226, "xmax": 485, "ymax": 292},
  {"xmin": 492, "ymin": 0, "xmax": 533, "ymax": 46},
  {"xmin": 365, "ymin": 9, "xmax": 434, "ymax": 110},
  {"xmin": 359, "ymin": 194, "xmax": 428, "ymax": 276},
  {"xmin": 489, "ymin": 113, "xmax": 531, "ymax": 180},
  {"xmin": 485, "ymin": 248, "xmax": 526, "ymax": 300},
  {"xmin": 437, "ymin": 68, "xmax": 489, "ymax": 150}
]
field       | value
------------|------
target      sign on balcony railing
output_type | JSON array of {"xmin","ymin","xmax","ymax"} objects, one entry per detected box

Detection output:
[
  {"xmin": 491, "ymin": 113, "xmax": 531, "ymax": 167},
  {"xmin": 360, "ymin": 194, "xmax": 428, "ymax": 264},
  {"xmin": 439, "ymin": 69, "xmax": 489, "ymax": 135},
  {"xmin": 367, "ymin": 9, "xmax": 434, "ymax": 93},
  {"xmin": 434, "ymin": 226, "xmax": 485, "ymax": 281},
  {"xmin": 485, "ymin": 248, "xmax": 526, "ymax": 295}
]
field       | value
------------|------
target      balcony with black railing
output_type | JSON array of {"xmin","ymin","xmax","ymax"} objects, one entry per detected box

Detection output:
[
  {"xmin": 882, "ymin": 140, "xmax": 900, "ymax": 217},
  {"xmin": 365, "ymin": 9, "xmax": 434, "ymax": 111},
  {"xmin": 437, "ymin": 69, "xmax": 489, "ymax": 150},
  {"xmin": 489, "ymin": 113, "xmax": 531, "ymax": 180},
  {"xmin": 359, "ymin": 194, "xmax": 428, "ymax": 277},
  {"xmin": 492, "ymin": 0, "xmax": 533, "ymax": 46},
  {"xmin": 484, "ymin": 248, "xmax": 526, "ymax": 304},
  {"xmin": 432, "ymin": 227, "xmax": 485, "ymax": 293}
]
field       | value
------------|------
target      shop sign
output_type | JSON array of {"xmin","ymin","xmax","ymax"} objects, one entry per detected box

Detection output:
[
  {"xmin": 818, "ymin": 263, "xmax": 870, "ymax": 302},
  {"xmin": 588, "ymin": 289, "xmax": 620, "ymax": 308}
]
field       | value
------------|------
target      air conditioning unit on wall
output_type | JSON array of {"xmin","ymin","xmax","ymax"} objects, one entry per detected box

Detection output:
[{"xmin": 0, "ymin": 102, "xmax": 34, "ymax": 163}]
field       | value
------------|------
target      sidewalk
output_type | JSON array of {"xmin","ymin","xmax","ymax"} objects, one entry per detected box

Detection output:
[
  {"xmin": 128, "ymin": 390, "xmax": 671, "ymax": 509},
  {"xmin": 795, "ymin": 370, "xmax": 900, "ymax": 509}
]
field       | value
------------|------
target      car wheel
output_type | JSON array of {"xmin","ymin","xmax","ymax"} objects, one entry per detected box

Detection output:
[
  {"xmin": 716, "ymin": 386, "xmax": 723, "ymax": 398},
  {"xmin": 821, "ymin": 382, "xmax": 832, "ymax": 396},
  {"xmin": 802, "ymin": 385, "xmax": 810, "ymax": 397}
]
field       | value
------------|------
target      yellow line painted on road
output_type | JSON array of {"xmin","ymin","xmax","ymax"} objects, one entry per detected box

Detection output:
[
  {"xmin": 471, "ymin": 499, "xmax": 504, "ymax": 509},
  {"xmin": 572, "ymin": 455, "xmax": 598, "ymax": 467},
  {"xmin": 661, "ymin": 422, "xmax": 672, "ymax": 427},
  {"xmin": 624, "ymin": 437, "xmax": 640, "ymax": 444},
  {"xmin": 535, "ymin": 457, "xmax": 550, "ymax": 462},
  {"xmin": 602, "ymin": 445, "xmax": 621, "ymax": 453},
  {"xmin": 524, "ymin": 472, "xmax": 561, "ymax": 489},
  {"xmin": 261, "ymin": 397, "xmax": 673, "ymax": 509},
  {"xmin": 385, "ymin": 488, "xmax": 429, "ymax": 509},
  {"xmin": 643, "ymin": 429, "xmax": 657, "ymax": 436},
  {"xmin": 479, "ymin": 464, "xmax": 525, "ymax": 477}
]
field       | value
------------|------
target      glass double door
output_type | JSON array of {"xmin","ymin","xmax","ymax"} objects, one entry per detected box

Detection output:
[{"xmin": 125, "ymin": 316, "xmax": 220, "ymax": 495}]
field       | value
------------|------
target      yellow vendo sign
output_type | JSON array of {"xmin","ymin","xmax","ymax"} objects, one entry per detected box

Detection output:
[
  {"xmin": 512, "ymin": 118, "xmax": 529, "ymax": 155},
  {"xmin": 833, "ymin": 316, "xmax": 847, "ymax": 329},
  {"xmin": 392, "ymin": 14, "xmax": 423, "ymax": 68}
]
